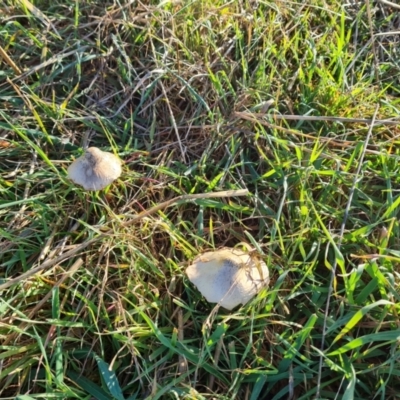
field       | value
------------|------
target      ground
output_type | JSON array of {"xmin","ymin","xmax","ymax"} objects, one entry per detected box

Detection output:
[{"xmin": 1, "ymin": 0, "xmax": 400, "ymax": 399}]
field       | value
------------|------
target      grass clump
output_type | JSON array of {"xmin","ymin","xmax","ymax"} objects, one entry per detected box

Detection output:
[{"xmin": 1, "ymin": 0, "xmax": 400, "ymax": 399}]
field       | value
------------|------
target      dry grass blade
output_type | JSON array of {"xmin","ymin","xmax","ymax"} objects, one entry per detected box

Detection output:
[
  {"xmin": 178, "ymin": 309, "xmax": 188, "ymax": 374},
  {"xmin": 0, "ymin": 189, "xmax": 249, "ymax": 291},
  {"xmin": 209, "ymin": 336, "xmax": 224, "ymax": 391},
  {"xmin": 15, "ymin": 0, "xmax": 61, "ymax": 38},
  {"xmin": 377, "ymin": 0, "xmax": 400, "ymax": 10},
  {"xmin": 315, "ymin": 104, "xmax": 380, "ymax": 398},
  {"xmin": 0, "ymin": 47, "xmax": 88, "ymax": 87},
  {"xmin": 2, "ymin": 258, "xmax": 84, "ymax": 346},
  {"xmin": 0, "ymin": 45, "xmax": 22, "ymax": 75},
  {"xmin": 120, "ymin": 189, "xmax": 249, "ymax": 228},
  {"xmin": 2, "ymin": 1, "xmax": 400, "ymax": 398},
  {"xmin": 235, "ymin": 111, "xmax": 400, "ymax": 126},
  {"xmin": 0, "ymin": 238, "xmax": 99, "ymax": 291}
]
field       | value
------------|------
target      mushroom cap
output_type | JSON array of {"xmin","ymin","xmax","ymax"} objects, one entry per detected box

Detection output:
[
  {"xmin": 67, "ymin": 147, "xmax": 122, "ymax": 191},
  {"xmin": 186, "ymin": 248, "xmax": 269, "ymax": 310}
]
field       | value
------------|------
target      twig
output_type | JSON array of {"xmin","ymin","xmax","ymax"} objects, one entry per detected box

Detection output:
[
  {"xmin": 235, "ymin": 111, "xmax": 400, "ymax": 126},
  {"xmin": 15, "ymin": 0, "xmax": 61, "ymax": 38},
  {"xmin": 366, "ymin": 0, "xmax": 380, "ymax": 84},
  {"xmin": 2, "ymin": 258, "xmax": 83, "ymax": 346},
  {"xmin": 160, "ymin": 80, "xmax": 187, "ymax": 163},
  {"xmin": 178, "ymin": 309, "xmax": 188, "ymax": 374},
  {"xmin": 315, "ymin": 104, "xmax": 380, "ymax": 399},
  {"xmin": 0, "ymin": 189, "xmax": 249, "ymax": 291},
  {"xmin": 44, "ymin": 214, "xmax": 85, "ymax": 260},
  {"xmin": 209, "ymin": 336, "xmax": 224, "ymax": 391},
  {"xmin": 0, "ymin": 45, "xmax": 22, "ymax": 74},
  {"xmin": 6, "ymin": 150, "xmax": 37, "ymax": 231},
  {"xmin": 377, "ymin": 0, "xmax": 400, "ymax": 10},
  {"xmin": 0, "ymin": 238, "xmax": 99, "ymax": 291},
  {"xmin": 120, "ymin": 189, "xmax": 249, "ymax": 229},
  {"xmin": 0, "ymin": 47, "xmax": 89, "ymax": 87}
]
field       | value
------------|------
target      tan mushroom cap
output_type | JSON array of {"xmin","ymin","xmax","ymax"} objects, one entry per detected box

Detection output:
[
  {"xmin": 186, "ymin": 248, "xmax": 269, "ymax": 310},
  {"xmin": 67, "ymin": 147, "xmax": 122, "ymax": 191}
]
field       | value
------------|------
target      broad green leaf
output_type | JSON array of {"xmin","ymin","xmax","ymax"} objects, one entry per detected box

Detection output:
[
  {"xmin": 207, "ymin": 322, "xmax": 229, "ymax": 346},
  {"xmin": 138, "ymin": 308, "xmax": 228, "ymax": 383},
  {"xmin": 333, "ymin": 300, "xmax": 393, "ymax": 344},
  {"xmin": 342, "ymin": 357, "xmax": 356, "ymax": 400},
  {"xmin": 383, "ymin": 194, "xmax": 400, "ymax": 219},
  {"xmin": 67, "ymin": 370, "xmax": 111, "ymax": 400},
  {"xmin": 328, "ymin": 331, "xmax": 400, "ymax": 355},
  {"xmin": 95, "ymin": 354, "xmax": 126, "ymax": 400},
  {"xmin": 278, "ymin": 313, "xmax": 318, "ymax": 372},
  {"xmin": 250, "ymin": 375, "xmax": 268, "ymax": 400}
]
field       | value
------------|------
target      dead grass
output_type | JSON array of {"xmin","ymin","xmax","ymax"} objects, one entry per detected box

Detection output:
[{"xmin": 1, "ymin": 0, "xmax": 400, "ymax": 399}]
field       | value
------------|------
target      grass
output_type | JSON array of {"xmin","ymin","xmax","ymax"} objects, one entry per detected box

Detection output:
[{"xmin": 1, "ymin": 0, "xmax": 400, "ymax": 399}]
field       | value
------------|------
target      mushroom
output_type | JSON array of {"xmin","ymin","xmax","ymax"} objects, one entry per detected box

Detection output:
[
  {"xmin": 186, "ymin": 248, "xmax": 269, "ymax": 310},
  {"xmin": 67, "ymin": 147, "xmax": 122, "ymax": 191}
]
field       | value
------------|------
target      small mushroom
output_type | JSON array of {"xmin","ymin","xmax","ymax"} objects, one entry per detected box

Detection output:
[
  {"xmin": 67, "ymin": 147, "xmax": 122, "ymax": 191},
  {"xmin": 186, "ymin": 248, "xmax": 269, "ymax": 310}
]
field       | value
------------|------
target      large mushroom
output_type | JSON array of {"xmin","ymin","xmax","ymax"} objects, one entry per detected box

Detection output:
[
  {"xmin": 186, "ymin": 248, "xmax": 269, "ymax": 310},
  {"xmin": 67, "ymin": 147, "xmax": 122, "ymax": 191}
]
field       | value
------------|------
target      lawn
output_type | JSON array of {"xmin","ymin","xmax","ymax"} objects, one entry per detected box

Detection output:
[{"xmin": 1, "ymin": 0, "xmax": 400, "ymax": 399}]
